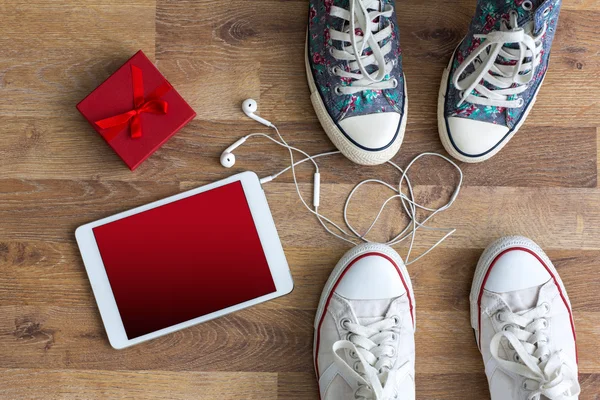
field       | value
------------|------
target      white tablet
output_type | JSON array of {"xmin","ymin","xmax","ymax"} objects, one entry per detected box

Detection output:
[{"xmin": 75, "ymin": 171, "xmax": 293, "ymax": 349}]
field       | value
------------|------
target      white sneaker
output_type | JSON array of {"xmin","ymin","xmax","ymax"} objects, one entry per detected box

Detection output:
[
  {"xmin": 314, "ymin": 243, "xmax": 416, "ymax": 400},
  {"xmin": 470, "ymin": 236, "xmax": 581, "ymax": 399}
]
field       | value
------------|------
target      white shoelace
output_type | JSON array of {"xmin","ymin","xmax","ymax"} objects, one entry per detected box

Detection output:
[
  {"xmin": 329, "ymin": 0, "xmax": 397, "ymax": 94},
  {"xmin": 333, "ymin": 317, "xmax": 409, "ymax": 399},
  {"xmin": 454, "ymin": 11, "xmax": 546, "ymax": 108},
  {"xmin": 490, "ymin": 304, "xmax": 581, "ymax": 399}
]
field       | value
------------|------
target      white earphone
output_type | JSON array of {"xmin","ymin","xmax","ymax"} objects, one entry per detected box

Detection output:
[
  {"xmin": 219, "ymin": 98, "xmax": 464, "ymax": 265},
  {"xmin": 220, "ymin": 99, "xmax": 272, "ymax": 168},
  {"xmin": 220, "ymin": 136, "xmax": 247, "ymax": 168},
  {"xmin": 242, "ymin": 99, "xmax": 273, "ymax": 128}
]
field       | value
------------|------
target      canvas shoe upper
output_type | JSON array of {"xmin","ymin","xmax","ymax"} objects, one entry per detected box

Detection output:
[
  {"xmin": 307, "ymin": 0, "xmax": 407, "ymax": 166},
  {"xmin": 438, "ymin": 0, "xmax": 562, "ymax": 163},
  {"xmin": 314, "ymin": 243, "xmax": 415, "ymax": 400},
  {"xmin": 470, "ymin": 236, "xmax": 580, "ymax": 399}
]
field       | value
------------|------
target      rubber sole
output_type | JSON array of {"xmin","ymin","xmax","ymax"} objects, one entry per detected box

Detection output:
[
  {"xmin": 437, "ymin": 50, "xmax": 544, "ymax": 164},
  {"xmin": 468, "ymin": 236, "xmax": 573, "ymax": 348},
  {"xmin": 305, "ymin": 38, "xmax": 408, "ymax": 166}
]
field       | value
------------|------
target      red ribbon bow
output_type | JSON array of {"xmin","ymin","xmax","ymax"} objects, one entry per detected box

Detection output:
[{"xmin": 95, "ymin": 65, "xmax": 172, "ymax": 141}]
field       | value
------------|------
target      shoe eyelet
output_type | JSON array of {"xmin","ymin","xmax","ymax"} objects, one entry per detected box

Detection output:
[
  {"xmin": 349, "ymin": 350, "xmax": 358, "ymax": 359},
  {"xmin": 334, "ymin": 85, "xmax": 343, "ymax": 96},
  {"xmin": 353, "ymin": 361, "xmax": 360, "ymax": 371},
  {"xmin": 509, "ymin": 10, "xmax": 518, "ymax": 18},
  {"xmin": 541, "ymin": 302, "xmax": 551, "ymax": 314},
  {"xmin": 503, "ymin": 324, "xmax": 516, "ymax": 332},
  {"xmin": 332, "ymin": 66, "xmax": 340, "ymax": 76},
  {"xmin": 540, "ymin": 318, "xmax": 549, "ymax": 329},
  {"xmin": 389, "ymin": 347, "xmax": 396, "ymax": 357},
  {"xmin": 329, "ymin": 47, "xmax": 335, "ymax": 56},
  {"xmin": 391, "ymin": 78, "xmax": 398, "ymax": 88},
  {"xmin": 516, "ymin": 97, "xmax": 525, "ymax": 107},
  {"xmin": 513, "ymin": 353, "xmax": 521, "ymax": 362},
  {"xmin": 495, "ymin": 312, "xmax": 505, "ymax": 323},
  {"xmin": 522, "ymin": 1, "xmax": 533, "ymax": 11},
  {"xmin": 340, "ymin": 318, "xmax": 351, "ymax": 330},
  {"xmin": 391, "ymin": 315, "xmax": 401, "ymax": 326},
  {"xmin": 391, "ymin": 333, "xmax": 397, "ymax": 341},
  {"xmin": 508, "ymin": 341, "xmax": 515, "ymax": 350},
  {"xmin": 543, "ymin": 7, "xmax": 551, "ymax": 17}
]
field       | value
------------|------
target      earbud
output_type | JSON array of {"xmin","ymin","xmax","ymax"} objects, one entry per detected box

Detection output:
[
  {"xmin": 220, "ymin": 136, "xmax": 248, "ymax": 168},
  {"xmin": 242, "ymin": 99, "xmax": 273, "ymax": 127},
  {"xmin": 220, "ymin": 152, "xmax": 236, "ymax": 168},
  {"xmin": 220, "ymin": 99, "xmax": 272, "ymax": 168}
]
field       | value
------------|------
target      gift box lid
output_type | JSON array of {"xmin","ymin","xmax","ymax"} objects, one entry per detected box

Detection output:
[{"xmin": 77, "ymin": 50, "xmax": 196, "ymax": 170}]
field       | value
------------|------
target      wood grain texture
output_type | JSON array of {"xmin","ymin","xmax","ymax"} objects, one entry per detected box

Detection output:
[
  {"xmin": 0, "ymin": 369, "xmax": 278, "ymax": 400},
  {"xmin": 0, "ymin": 0, "xmax": 599, "ymax": 399}
]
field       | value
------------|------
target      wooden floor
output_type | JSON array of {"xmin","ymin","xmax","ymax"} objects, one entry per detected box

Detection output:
[{"xmin": 1, "ymin": 0, "xmax": 599, "ymax": 399}]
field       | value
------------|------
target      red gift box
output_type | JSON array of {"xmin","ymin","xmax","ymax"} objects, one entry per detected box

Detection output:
[{"xmin": 77, "ymin": 50, "xmax": 196, "ymax": 170}]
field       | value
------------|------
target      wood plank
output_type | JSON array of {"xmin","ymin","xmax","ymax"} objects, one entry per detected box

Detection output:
[
  {"xmin": 1, "ymin": 180, "xmax": 600, "ymax": 249},
  {"xmin": 0, "ymin": 304, "xmax": 598, "ymax": 374},
  {"xmin": 0, "ymin": 179, "xmax": 181, "ymax": 241},
  {"xmin": 0, "ymin": 369, "xmax": 277, "ymax": 400},
  {"xmin": 262, "ymin": 183, "xmax": 600, "ymax": 251},
  {"xmin": 2, "ymin": 242, "xmax": 599, "ymax": 314},
  {"xmin": 278, "ymin": 372, "xmax": 600, "ymax": 400},
  {"xmin": 0, "ymin": 2, "xmax": 156, "ymax": 118},
  {"xmin": 0, "ymin": 118, "xmax": 596, "ymax": 188},
  {"xmin": 277, "ymin": 372, "xmax": 319, "ymax": 400},
  {"xmin": 0, "ymin": 304, "xmax": 314, "ymax": 373},
  {"xmin": 561, "ymin": 0, "xmax": 600, "ymax": 11},
  {"xmin": 2, "ymin": 369, "xmax": 598, "ymax": 400}
]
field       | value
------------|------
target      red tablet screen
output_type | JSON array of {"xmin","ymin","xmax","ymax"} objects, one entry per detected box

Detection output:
[{"xmin": 92, "ymin": 181, "xmax": 277, "ymax": 339}]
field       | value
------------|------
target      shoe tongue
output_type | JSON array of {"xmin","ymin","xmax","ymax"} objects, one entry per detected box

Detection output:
[
  {"xmin": 346, "ymin": 298, "xmax": 394, "ymax": 325},
  {"xmin": 498, "ymin": 285, "xmax": 542, "ymax": 313}
]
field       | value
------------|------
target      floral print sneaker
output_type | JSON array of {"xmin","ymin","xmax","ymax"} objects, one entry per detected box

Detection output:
[
  {"xmin": 438, "ymin": 0, "xmax": 562, "ymax": 163},
  {"xmin": 306, "ymin": 0, "xmax": 407, "ymax": 166}
]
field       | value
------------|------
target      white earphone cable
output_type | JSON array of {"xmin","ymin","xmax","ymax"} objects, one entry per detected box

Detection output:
[{"xmin": 241, "ymin": 125, "xmax": 463, "ymax": 266}]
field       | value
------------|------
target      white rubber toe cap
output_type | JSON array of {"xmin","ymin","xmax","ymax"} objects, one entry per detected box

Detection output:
[
  {"xmin": 335, "ymin": 254, "xmax": 406, "ymax": 300},
  {"xmin": 338, "ymin": 112, "xmax": 401, "ymax": 150},
  {"xmin": 484, "ymin": 249, "xmax": 552, "ymax": 293},
  {"xmin": 447, "ymin": 116, "xmax": 509, "ymax": 156}
]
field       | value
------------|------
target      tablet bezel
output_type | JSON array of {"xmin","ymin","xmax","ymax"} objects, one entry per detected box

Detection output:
[{"xmin": 75, "ymin": 171, "xmax": 293, "ymax": 349}]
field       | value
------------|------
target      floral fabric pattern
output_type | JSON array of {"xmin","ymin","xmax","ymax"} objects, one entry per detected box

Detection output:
[
  {"xmin": 444, "ymin": 0, "xmax": 562, "ymax": 129},
  {"xmin": 308, "ymin": 0, "xmax": 406, "ymax": 123}
]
